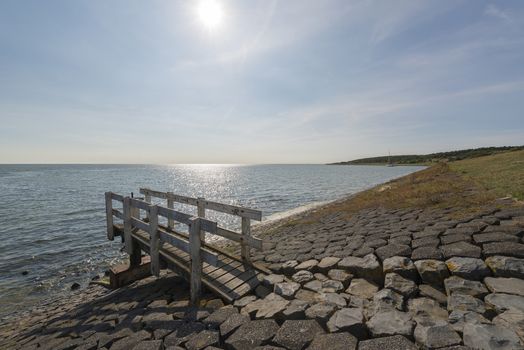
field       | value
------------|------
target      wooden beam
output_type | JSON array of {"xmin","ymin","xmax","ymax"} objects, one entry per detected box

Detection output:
[
  {"xmin": 241, "ymin": 217, "xmax": 252, "ymax": 264},
  {"xmin": 123, "ymin": 197, "xmax": 133, "ymax": 255},
  {"xmin": 197, "ymin": 197, "xmax": 206, "ymax": 243},
  {"xmin": 149, "ymin": 205, "xmax": 160, "ymax": 276},
  {"xmin": 105, "ymin": 192, "xmax": 114, "ymax": 240},
  {"xmin": 167, "ymin": 192, "xmax": 174, "ymax": 228},
  {"xmin": 189, "ymin": 217, "xmax": 202, "ymax": 306}
]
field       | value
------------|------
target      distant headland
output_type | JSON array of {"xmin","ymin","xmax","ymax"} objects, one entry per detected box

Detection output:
[{"xmin": 330, "ymin": 145, "xmax": 524, "ymax": 166}]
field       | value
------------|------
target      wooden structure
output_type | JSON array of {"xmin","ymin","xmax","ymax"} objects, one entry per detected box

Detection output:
[{"xmin": 104, "ymin": 189, "xmax": 267, "ymax": 304}]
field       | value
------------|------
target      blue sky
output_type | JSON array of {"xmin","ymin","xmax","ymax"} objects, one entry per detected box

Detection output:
[{"xmin": 1, "ymin": 0, "xmax": 523, "ymax": 163}]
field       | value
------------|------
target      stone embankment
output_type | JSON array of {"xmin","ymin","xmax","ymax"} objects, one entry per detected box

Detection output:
[{"xmin": 2, "ymin": 204, "xmax": 524, "ymax": 350}]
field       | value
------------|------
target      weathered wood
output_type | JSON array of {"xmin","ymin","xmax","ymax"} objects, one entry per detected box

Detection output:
[
  {"xmin": 129, "ymin": 197, "xmax": 151, "ymax": 211},
  {"xmin": 105, "ymin": 192, "xmax": 114, "ymax": 240},
  {"xmin": 241, "ymin": 217, "xmax": 252, "ymax": 264},
  {"xmin": 111, "ymin": 208, "xmax": 124, "ymax": 220},
  {"xmin": 189, "ymin": 218, "xmax": 202, "ymax": 305},
  {"xmin": 197, "ymin": 197, "xmax": 206, "ymax": 243},
  {"xmin": 156, "ymin": 206, "xmax": 217, "ymax": 233},
  {"xmin": 140, "ymin": 188, "xmax": 262, "ymax": 220},
  {"xmin": 144, "ymin": 193, "xmax": 151, "ymax": 219},
  {"xmin": 149, "ymin": 205, "xmax": 160, "ymax": 276},
  {"xmin": 167, "ymin": 192, "xmax": 174, "ymax": 228},
  {"xmin": 130, "ymin": 217, "xmax": 150, "ymax": 232},
  {"xmin": 215, "ymin": 227, "xmax": 263, "ymax": 250},
  {"xmin": 111, "ymin": 193, "xmax": 124, "ymax": 202},
  {"xmin": 158, "ymin": 231, "xmax": 218, "ymax": 266},
  {"xmin": 123, "ymin": 197, "xmax": 133, "ymax": 255}
]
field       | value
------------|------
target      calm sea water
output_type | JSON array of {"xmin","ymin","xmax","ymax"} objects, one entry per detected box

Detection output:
[{"xmin": 0, "ymin": 164, "xmax": 424, "ymax": 319}]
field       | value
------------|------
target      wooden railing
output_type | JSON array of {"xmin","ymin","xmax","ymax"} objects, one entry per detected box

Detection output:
[
  {"xmin": 104, "ymin": 190, "xmax": 264, "ymax": 304},
  {"xmin": 139, "ymin": 188, "xmax": 263, "ymax": 264}
]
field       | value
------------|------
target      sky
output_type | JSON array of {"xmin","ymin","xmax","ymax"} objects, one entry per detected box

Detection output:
[{"xmin": 1, "ymin": 0, "xmax": 523, "ymax": 164}]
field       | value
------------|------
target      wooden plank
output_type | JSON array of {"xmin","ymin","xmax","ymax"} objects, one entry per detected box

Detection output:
[
  {"xmin": 241, "ymin": 217, "xmax": 252, "ymax": 264},
  {"xmin": 202, "ymin": 199, "xmax": 262, "ymax": 221},
  {"xmin": 158, "ymin": 230, "xmax": 218, "ymax": 266},
  {"xmin": 112, "ymin": 208, "xmax": 124, "ymax": 220},
  {"xmin": 130, "ymin": 217, "xmax": 150, "ymax": 232},
  {"xmin": 140, "ymin": 188, "xmax": 262, "ymax": 220},
  {"xmin": 215, "ymin": 227, "xmax": 263, "ymax": 250},
  {"xmin": 105, "ymin": 192, "xmax": 114, "ymax": 240},
  {"xmin": 189, "ymin": 218, "xmax": 202, "ymax": 305},
  {"xmin": 129, "ymin": 198, "xmax": 151, "ymax": 211},
  {"xmin": 149, "ymin": 206, "xmax": 160, "ymax": 276},
  {"xmin": 110, "ymin": 193, "xmax": 124, "ymax": 202}
]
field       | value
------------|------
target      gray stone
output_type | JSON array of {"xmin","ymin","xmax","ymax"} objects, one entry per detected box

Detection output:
[
  {"xmin": 305, "ymin": 303, "xmax": 336, "ymax": 325},
  {"xmin": 346, "ymin": 279, "xmax": 379, "ymax": 299},
  {"xmin": 273, "ymin": 320, "xmax": 324, "ymax": 350},
  {"xmin": 234, "ymin": 295, "xmax": 257, "ymax": 308},
  {"xmin": 419, "ymin": 289, "xmax": 448, "ymax": 309},
  {"xmin": 366, "ymin": 310, "xmax": 415, "ymax": 337},
  {"xmin": 407, "ymin": 297, "xmax": 448, "ymax": 324},
  {"xmin": 295, "ymin": 289, "xmax": 321, "ymax": 303},
  {"xmin": 313, "ymin": 273, "xmax": 328, "ymax": 282},
  {"xmin": 384, "ymin": 273, "xmax": 418, "ymax": 298},
  {"xmin": 463, "ymin": 323, "xmax": 523, "ymax": 350},
  {"xmin": 448, "ymin": 310, "xmax": 490, "ymax": 333},
  {"xmin": 372, "ymin": 289, "xmax": 404, "ymax": 312},
  {"xmin": 304, "ymin": 280, "xmax": 323, "ymax": 292},
  {"xmin": 375, "ymin": 244, "xmax": 412, "ymax": 262},
  {"xmin": 307, "ymin": 332, "xmax": 357, "ymax": 350},
  {"xmin": 296, "ymin": 259, "xmax": 319, "ymax": 272},
  {"xmin": 412, "ymin": 236, "xmax": 440, "ymax": 249},
  {"xmin": 444, "ymin": 276, "xmax": 489, "ymax": 298},
  {"xmin": 423, "ymin": 325, "xmax": 462, "ymax": 349},
  {"xmin": 262, "ymin": 274, "xmax": 285, "ymax": 288},
  {"xmin": 338, "ymin": 254, "xmax": 382, "ymax": 284},
  {"xmin": 282, "ymin": 299, "xmax": 310, "ymax": 319},
  {"xmin": 164, "ymin": 322, "xmax": 206, "ymax": 347},
  {"xmin": 445, "ymin": 257, "xmax": 490, "ymax": 280},
  {"xmin": 255, "ymin": 294, "xmax": 289, "ymax": 319},
  {"xmin": 317, "ymin": 257, "xmax": 341, "ymax": 272},
  {"xmin": 485, "ymin": 293, "xmax": 524, "ymax": 313},
  {"xmin": 110, "ymin": 330, "xmax": 152, "ymax": 350},
  {"xmin": 357, "ymin": 335, "xmax": 417, "ymax": 350},
  {"xmin": 274, "ymin": 282, "xmax": 301, "ymax": 299},
  {"xmin": 484, "ymin": 277, "xmax": 524, "ymax": 296},
  {"xmin": 447, "ymin": 294, "xmax": 487, "ymax": 315},
  {"xmin": 326, "ymin": 308, "xmax": 366, "ymax": 338},
  {"xmin": 282, "ymin": 260, "xmax": 299, "ymax": 275},
  {"xmin": 185, "ymin": 330, "xmax": 219, "ymax": 350},
  {"xmin": 292, "ymin": 270, "xmax": 314, "ymax": 284},
  {"xmin": 493, "ymin": 309, "xmax": 524, "ymax": 340},
  {"xmin": 321, "ymin": 280, "xmax": 344, "ymax": 293},
  {"xmin": 483, "ymin": 242, "xmax": 524, "ymax": 258},
  {"xmin": 327, "ymin": 269, "xmax": 353, "ymax": 287},
  {"xmin": 220, "ymin": 313, "xmax": 250, "ymax": 338},
  {"xmin": 412, "ymin": 246, "xmax": 443, "ymax": 260},
  {"xmin": 255, "ymin": 285, "xmax": 271, "ymax": 299},
  {"xmin": 474, "ymin": 232, "xmax": 520, "ymax": 244},
  {"xmin": 225, "ymin": 320, "xmax": 280, "ymax": 350},
  {"xmin": 441, "ymin": 233, "xmax": 472, "ymax": 245},
  {"xmin": 203, "ymin": 306, "xmax": 238, "ymax": 327},
  {"xmin": 441, "ymin": 241, "xmax": 481, "ymax": 258},
  {"xmin": 132, "ymin": 340, "xmax": 162, "ymax": 350},
  {"xmin": 382, "ymin": 256, "xmax": 418, "ymax": 280},
  {"xmin": 414, "ymin": 260, "xmax": 449, "ymax": 286},
  {"xmin": 317, "ymin": 292, "xmax": 346, "ymax": 308},
  {"xmin": 485, "ymin": 255, "xmax": 524, "ymax": 278}
]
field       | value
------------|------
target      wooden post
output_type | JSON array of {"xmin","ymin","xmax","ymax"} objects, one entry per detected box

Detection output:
[
  {"xmin": 197, "ymin": 197, "xmax": 206, "ymax": 243},
  {"xmin": 167, "ymin": 192, "xmax": 174, "ymax": 229},
  {"xmin": 144, "ymin": 193, "xmax": 151, "ymax": 219},
  {"xmin": 105, "ymin": 192, "xmax": 114, "ymax": 240},
  {"xmin": 241, "ymin": 217, "xmax": 252, "ymax": 265},
  {"xmin": 149, "ymin": 205, "xmax": 160, "ymax": 276},
  {"xmin": 123, "ymin": 197, "xmax": 133, "ymax": 255},
  {"xmin": 189, "ymin": 217, "xmax": 202, "ymax": 305}
]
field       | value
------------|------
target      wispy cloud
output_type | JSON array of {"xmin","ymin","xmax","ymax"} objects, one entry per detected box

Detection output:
[{"xmin": 485, "ymin": 4, "xmax": 512, "ymax": 23}]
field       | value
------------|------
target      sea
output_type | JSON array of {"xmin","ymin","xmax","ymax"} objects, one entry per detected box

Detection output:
[{"xmin": 0, "ymin": 164, "xmax": 424, "ymax": 320}]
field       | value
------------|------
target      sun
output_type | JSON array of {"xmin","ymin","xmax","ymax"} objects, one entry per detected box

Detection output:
[{"xmin": 197, "ymin": 0, "xmax": 224, "ymax": 32}]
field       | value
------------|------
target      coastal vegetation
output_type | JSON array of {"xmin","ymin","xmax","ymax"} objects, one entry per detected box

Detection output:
[{"xmin": 330, "ymin": 145, "xmax": 524, "ymax": 166}]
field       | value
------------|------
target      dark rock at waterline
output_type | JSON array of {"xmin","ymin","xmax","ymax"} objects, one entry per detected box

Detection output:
[
  {"xmin": 91, "ymin": 275, "xmax": 100, "ymax": 281},
  {"xmin": 21, "ymin": 271, "xmax": 28, "ymax": 276},
  {"xmin": 71, "ymin": 282, "xmax": 80, "ymax": 290}
]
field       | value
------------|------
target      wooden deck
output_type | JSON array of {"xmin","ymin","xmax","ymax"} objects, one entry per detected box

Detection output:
[{"xmin": 112, "ymin": 222, "xmax": 268, "ymax": 303}]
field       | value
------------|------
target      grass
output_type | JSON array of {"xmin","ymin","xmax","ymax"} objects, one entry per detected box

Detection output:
[{"xmin": 450, "ymin": 149, "xmax": 524, "ymax": 201}]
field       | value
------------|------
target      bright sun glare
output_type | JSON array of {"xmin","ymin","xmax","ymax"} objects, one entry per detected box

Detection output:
[{"xmin": 197, "ymin": 0, "xmax": 224, "ymax": 31}]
